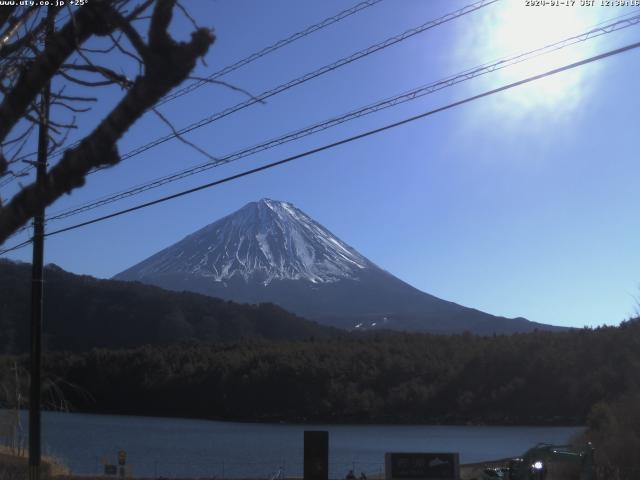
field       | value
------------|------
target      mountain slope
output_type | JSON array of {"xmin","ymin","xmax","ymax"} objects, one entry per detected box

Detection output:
[
  {"xmin": 116, "ymin": 198, "xmax": 371, "ymax": 285},
  {"xmin": 115, "ymin": 199, "xmax": 563, "ymax": 334},
  {"xmin": 0, "ymin": 259, "xmax": 339, "ymax": 353}
]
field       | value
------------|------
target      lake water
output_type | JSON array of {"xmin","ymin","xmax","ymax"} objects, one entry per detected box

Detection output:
[{"xmin": 24, "ymin": 411, "xmax": 582, "ymax": 478}]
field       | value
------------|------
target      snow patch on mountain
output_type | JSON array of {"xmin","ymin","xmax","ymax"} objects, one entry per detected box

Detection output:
[{"xmin": 118, "ymin": 199, "xmax": 372, "ymax": 285}]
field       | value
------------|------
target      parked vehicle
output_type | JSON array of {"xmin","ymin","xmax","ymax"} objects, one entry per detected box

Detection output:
[{"xmin": 479, "ymin": 443, "xmax": 594, "ymax": 480}]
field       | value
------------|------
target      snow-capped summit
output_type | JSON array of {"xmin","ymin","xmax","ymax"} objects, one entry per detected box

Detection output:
[
  {"xmin": 117, "ymin": 198, "xmax": 370, "ymax": 285},
  {"xmin": 115, "ymin": 199, "xmax": 561, "ymax": 335}
]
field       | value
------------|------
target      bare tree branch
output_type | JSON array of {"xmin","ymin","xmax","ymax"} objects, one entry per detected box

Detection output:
[
  {"xmin": 152, "ymin": 107, "xmax": 218, "ymax": 162},
  {"xmin": 0, "ymin": 2, "xmax": 120, "ymax": 143},
  {"xmin": 108, "ymin": 30, "xmax": 144, "ymax": 68},
  {"xmin": 0, "ymin": 11, "xmax": 48, "ymax": 58},
  {"xmin": 0, "ymin": 0, "xmax": 214, "ymax": 243},
  {"xmin": 188, "ymin": 76, "xmax": 265, "ymax": 104},
  {"xmin": 111, "ymin": 10, "xmax": 149, "ymax": 62},
  {"xmin": 0, "ymin": 7, "xmax": 35, "ymax": 50},
  {"xmin": 59, "ymin": 69, "xmax": 119, "ymax": 88},
  {"xmin": 51, "ymin": 101, "xmax": 92, "ymax": 114},
  {"xmin": 0, "ymin": 7, "xmax": 17, "ymax": 30},
  {"xmin": 51, "ymin": 93, "xmax": 97, "ymax": 103},
  {"xmin": 176, "ymin": 1, "xmax": 200, "ymax": 30},
  {"xmin": 126, "ymin": 0, "xmax": 156, "ymax": 21},
  {"xmin": 61, "ymin": 63, "xmax": 133, "ymax": 87}
]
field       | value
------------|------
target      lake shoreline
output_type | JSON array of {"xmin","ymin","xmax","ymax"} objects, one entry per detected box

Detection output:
[
  {"xmin": 3, "ymin": 410, "xmax": 583, "ymax": 478},
  {"xmin": 39, "ymin": 407, "xmax": 583, "ymax": 429},
  {"xmin": 0, "ymin": 450, "xmax": 515, "ymax": 480}
]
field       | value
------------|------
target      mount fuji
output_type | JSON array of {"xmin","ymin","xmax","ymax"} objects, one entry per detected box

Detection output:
[{"xmin": 114, "ymin": 199, "xmax": 560, "ymax": 334}]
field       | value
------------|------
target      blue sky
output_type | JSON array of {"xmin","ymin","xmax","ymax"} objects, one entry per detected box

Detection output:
[{"xmin": 3, "ymin": 0, "xmax": 640, "ymax": 328}]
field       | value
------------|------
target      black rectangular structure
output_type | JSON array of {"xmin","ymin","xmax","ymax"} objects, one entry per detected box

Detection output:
[
  {"xmin": 304, "ymin": 430, "xmax": 329, "ymax": 480},
  {"xmin": 385, "ymin": 453, "xmax": 460, "ymax": 480},
  {"xmin": 104, "ymin": 465, "xmax": 117, "ymax": 476}
]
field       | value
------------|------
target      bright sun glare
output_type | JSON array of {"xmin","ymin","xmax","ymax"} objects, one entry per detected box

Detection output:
[{"xmin": 483, "ymin": 3, "xmax": 602, "ymax": 111}]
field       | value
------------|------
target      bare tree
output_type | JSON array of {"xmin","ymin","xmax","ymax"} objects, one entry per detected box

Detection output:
[
  {"xmin": 0, "ymin": 361, "xmax": 26, "ymax": 455},
  {"xmin": 0, "ymin": 0, "xmax": 214, "ymax": 244}
]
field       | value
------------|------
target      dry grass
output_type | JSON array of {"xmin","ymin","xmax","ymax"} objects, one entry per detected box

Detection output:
[
  {"xmin": 0, "ymin": 453, "xmax": 587, "ymax": 480},
  {"xmin": 0, "ymin": 445, "xmax": 70, "ymax": 479}
]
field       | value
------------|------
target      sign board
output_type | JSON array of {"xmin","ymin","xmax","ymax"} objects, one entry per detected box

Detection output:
[
  {"xmin": 385, "ymin": 453, "xmax": 460, "ymax": 480},
  {"xmin": 118, "ymin": 449, "xmax": 126, "ymax": 466},
  {"xmin": 104, "ymin": 464, "xmax": 117, "ymax": 475},
  {"xmin": 304, "ymin": 430, "xmax": 329, "ymax": 480}
]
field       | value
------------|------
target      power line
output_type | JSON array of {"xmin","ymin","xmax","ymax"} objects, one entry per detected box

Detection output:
[
  {"xmin": 5, "ymin": 0, "xmax": 496, "ymax": 188},
  {"xmin": 42, "ymin": 11, "xmax": 640, "ymax": 224},
  {"xmin": 0, "ymin": 238, "xmax": 32, "ymax": 256},
  {"xmin": 0, "ymin": 164, "xmax": 33, "ymax": 189},
  {"xmin": 2, "ymin": 37, "xmax": 637, "ymax": 255},
  {"xmin": 0, "ymin": 0, "xmax": 386, "ymax": 189},
  {"xmin": 157, "ymin": 0, "xmax": 385, "ymax": 106},
  {"xmin": 103, "ymin": 0, "xmax": 497, "ymax": 168},
  {"xmin": 5, "ymin": 8, "xmax": 640, "ymax": 246}
]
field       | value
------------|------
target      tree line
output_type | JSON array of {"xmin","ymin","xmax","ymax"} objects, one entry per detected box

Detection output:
[
  {"xmin": 0, "ymin": 259, "xmax": 339, "ymax": 353},
  {"xmin": 1, "ymin": 320, "xmax": 636, "ymax": 426}
]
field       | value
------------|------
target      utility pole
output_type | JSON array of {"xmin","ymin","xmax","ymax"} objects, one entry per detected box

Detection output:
[{"xmin": 29, "ymin": 8, "xmax": 53, "ymax": 480}]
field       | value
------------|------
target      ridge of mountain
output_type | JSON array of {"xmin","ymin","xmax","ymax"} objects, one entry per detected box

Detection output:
[
  {"xmin": 114, "ymin": 199, "xmax": 565, "ymax": 335},
  {"xmin": 0, "ymin": 259, "xmax": 339, "ymax": 353}
]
